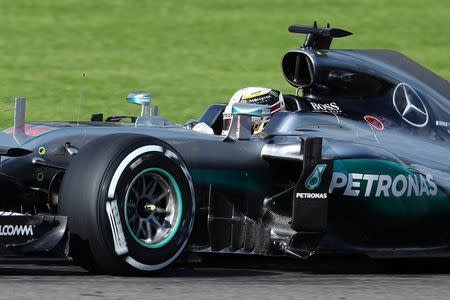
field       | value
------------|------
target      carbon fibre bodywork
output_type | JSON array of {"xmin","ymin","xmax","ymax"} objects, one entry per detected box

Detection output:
[{"xmin": 0, "ymin": 24, "xmax": 449, "ymax": 262}]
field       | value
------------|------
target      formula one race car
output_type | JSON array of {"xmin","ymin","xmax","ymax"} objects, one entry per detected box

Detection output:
[{"xmin": 0, "ymin": 23, "xmax": 449, "ymax": 275}]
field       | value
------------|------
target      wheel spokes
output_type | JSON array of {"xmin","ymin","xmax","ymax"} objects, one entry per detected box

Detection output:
[
  {"xmin": 130, "ymin": 186, "xmax": 140, "ymax": 203},
  {"xmin": 141, "ymin": 175, "xmax": 146, "ymax": 195},
  {"xmin": 134, "ymin": 218, "xmax": 143, "ymax": 238},
  {"xmin": 150, "ymin": 214, "xmax": 162, "ymax": 228},
  {"xmin": 144, "ymin": 219, "xmax": 153, "ymax": 242},
  {"xmin": 153, "ymin": 188, "xmax": 170, "ymax": 204},
  {"xmin": 125, "ymin": 171, "xmax": 179, "ymax": 246},
  {"xmin": 154, "ymin": 207, "xmax": 170, "ymax": 214},
  {"xmin": 129, "ymin": 214, "xmax": 138, "ymax": 223},
  {"xmin": 145, "ymin": 177, "xmax": 157, "ymax": 198}
]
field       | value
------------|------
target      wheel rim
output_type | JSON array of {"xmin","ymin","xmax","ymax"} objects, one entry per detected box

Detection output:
[{"xmin": 124, "ymin": 168, "xmax": 182, "ymax": 249}]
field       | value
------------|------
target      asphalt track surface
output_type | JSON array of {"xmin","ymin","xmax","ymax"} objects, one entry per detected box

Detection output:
[{"xmin": 2, "ymin": 255, "xmax": 450, "ymax": 299}]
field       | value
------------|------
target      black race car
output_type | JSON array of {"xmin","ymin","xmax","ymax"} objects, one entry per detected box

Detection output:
[{"xmin": 0, "ymin": 23, "xmax": 449, "ymax": 274}]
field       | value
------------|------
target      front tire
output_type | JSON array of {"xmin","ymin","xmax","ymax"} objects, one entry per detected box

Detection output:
[{"xmin": 58, "ymin": 134, "xmax": 195, "ymax": 275}]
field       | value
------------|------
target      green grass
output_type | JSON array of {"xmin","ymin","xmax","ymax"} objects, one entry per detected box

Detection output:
[{"xmin": 0, "ymin": 0, "xmax": 448, "ymax": 128}]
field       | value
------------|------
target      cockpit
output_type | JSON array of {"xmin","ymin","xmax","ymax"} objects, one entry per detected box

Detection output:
[{"xmin": 195, "ymin": 94, "xmax": 304, "ymax": 136}]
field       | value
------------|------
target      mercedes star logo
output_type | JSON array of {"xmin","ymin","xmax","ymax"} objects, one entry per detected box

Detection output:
[{"xmin": 393, "ymin": 83, "xmax": 429, "ymax": 127}]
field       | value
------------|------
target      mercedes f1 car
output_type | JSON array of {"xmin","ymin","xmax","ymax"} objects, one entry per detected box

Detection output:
[{"xmin": 0, "ymin": 23, "xmax": 449, "ymax": 274}]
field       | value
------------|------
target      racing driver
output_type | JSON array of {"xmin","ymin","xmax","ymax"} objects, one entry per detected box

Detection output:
[{"xmin": 190, "ymin": 87, "xmax": 285, "ymax": 135}]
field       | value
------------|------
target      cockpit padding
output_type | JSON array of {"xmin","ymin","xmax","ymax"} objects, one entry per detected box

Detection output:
[{"xmin": 197, "ymin": 103, "xmax": 227, "ymax": 135}]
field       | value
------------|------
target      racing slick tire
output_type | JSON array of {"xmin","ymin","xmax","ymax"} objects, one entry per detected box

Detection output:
[{"xmin": 58, "ymin": 133, "xmax": 195, "ymax": 275}]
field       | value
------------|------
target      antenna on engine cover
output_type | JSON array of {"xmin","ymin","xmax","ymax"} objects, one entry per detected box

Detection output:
[
  {"xmin": 288, "ymin": 21, "xmax": 352, "ymax": 49},
  {"xmin": 76, "ymin": 73, "xmax": 86, "ymax": 126}
]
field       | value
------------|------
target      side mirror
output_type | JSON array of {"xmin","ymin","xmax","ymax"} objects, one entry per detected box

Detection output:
[
  {"xmin": 224, "ymin": 104, "xmax": 271, "ymax": 141},
  {"xmin": 126, "ymin": 91, "xmax": 151, "ymax": 116}
]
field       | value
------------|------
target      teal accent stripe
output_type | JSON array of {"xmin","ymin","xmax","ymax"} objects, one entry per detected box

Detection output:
[
  {"xmin": 190, "ymin": 169, "xmax": 267, "ymax": 194},
  {"xmin": 5, "ymin": 126, "xmax": 63, "ymax": 147}
]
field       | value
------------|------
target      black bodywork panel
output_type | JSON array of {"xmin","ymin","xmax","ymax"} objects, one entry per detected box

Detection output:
[{"xmin": 0, "ymin": 26, "xmax": 449, "ymax": 262}]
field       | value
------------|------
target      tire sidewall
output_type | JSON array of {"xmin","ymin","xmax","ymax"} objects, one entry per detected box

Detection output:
[{"xmin": 96, "ymin": 139, "xmax": 195, "ymax": 272}]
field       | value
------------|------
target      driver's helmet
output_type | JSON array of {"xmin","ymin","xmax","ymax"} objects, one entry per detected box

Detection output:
[{"xmin": 222, "ymin": 87, "xmax": 285, "ymax": 135}]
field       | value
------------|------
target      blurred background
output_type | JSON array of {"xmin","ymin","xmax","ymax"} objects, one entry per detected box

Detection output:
[{"xmin": 0, "ymin": 0, "xmax": 448, "ymax": 128}]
